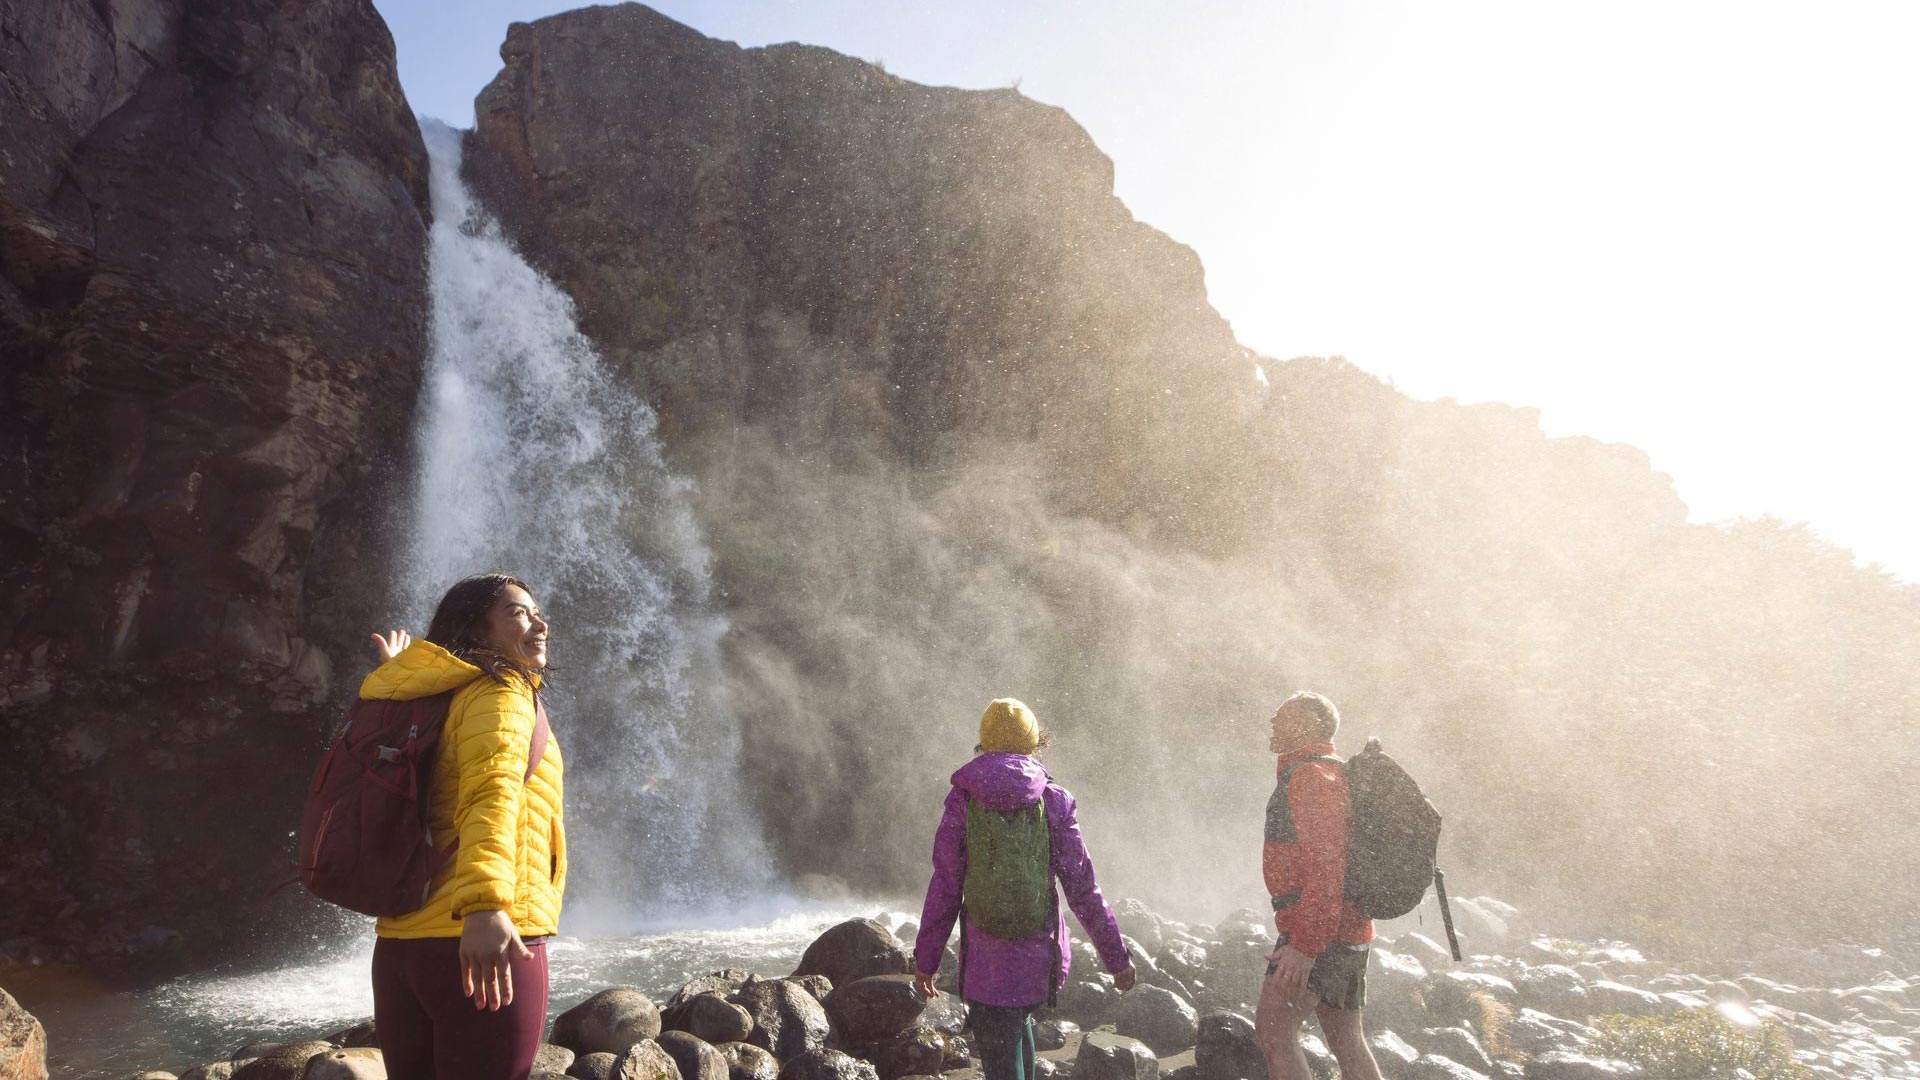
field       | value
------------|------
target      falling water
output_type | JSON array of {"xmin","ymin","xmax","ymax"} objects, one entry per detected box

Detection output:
[{"xmin": 404, "ymin": 120, "xmax": 766, "ymax": 925}]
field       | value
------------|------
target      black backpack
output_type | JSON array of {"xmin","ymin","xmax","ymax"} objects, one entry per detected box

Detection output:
[
  {"xmin": 1276, "ymin": 737, "xmax": 1442, "ymax": 920},
  {"xmin": 1340, "ymin": 738, "xmax": 1442, "ymax": 919}
]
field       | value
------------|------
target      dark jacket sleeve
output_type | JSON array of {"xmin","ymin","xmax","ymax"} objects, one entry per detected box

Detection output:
[
  {"xmin": 913, "ymin": 786, "xmax": 968, "ymax": 976},
  {"xmin": 1048, "ymin": 784, "xmax": 1132, "ymax": 974}
]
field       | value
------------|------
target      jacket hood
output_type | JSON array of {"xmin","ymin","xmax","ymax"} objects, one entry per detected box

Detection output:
[
  {"xmin": 360, "ymin": 640, "xmax": 488, "ymax": 701},
  {"xmin": 951, "ymin": 752, "xmax": 1050, "ymax": 811}
]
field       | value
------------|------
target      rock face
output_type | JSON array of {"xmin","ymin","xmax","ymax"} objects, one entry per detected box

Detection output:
[
  {"xmin": 1193, "ymin": 1012, "xmax": 1263, "ymax": 1080},
  {"xmin": 458, "ymin": 0, "xmax": 1920, "ymax": 947},
  {"xmin": 0, "ymin": 0, "xmax": 430, "ymax": 970},
  {"xmin": 1072, "ymin": 1033, "xmax": 1159, "ymax": 1080},
  {"xmin": 1114, "ymin": 984, "xmax": 1199, "ymax": 1055},
  {"xmin": 0, "ymin": 987, "xmax": 48, "ymax": 1080},
  {"xmin": 657, "ymin": 1031, "xmax": 730, "ymax": 1080}
]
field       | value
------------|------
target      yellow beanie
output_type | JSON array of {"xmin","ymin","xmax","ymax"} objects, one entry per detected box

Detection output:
[{"xmin": 979, "ymin": 697, "xmax": 1041, "ymax": 754}]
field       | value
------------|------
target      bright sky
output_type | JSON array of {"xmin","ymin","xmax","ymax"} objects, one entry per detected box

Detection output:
[{"xmin": 377, "ymin": 0, "xmax": 1920, "ymax": 581}]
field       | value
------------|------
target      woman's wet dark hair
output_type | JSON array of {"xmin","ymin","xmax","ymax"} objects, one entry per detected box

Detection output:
[{"xmin": 426, "ymin": 572, "xmax": 543, "ymax": 686}]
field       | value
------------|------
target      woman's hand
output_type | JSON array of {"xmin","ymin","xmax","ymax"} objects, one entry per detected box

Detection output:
[
  {"xmin": 1113, "ymin": 965, "xmax": 1138, "ymax": 992},
  {"xmin": 370, "ymin": 628, "xmax": 412, "ymax": 661},
  {"xmin": 912, "ymin": 971, "xmax": 938, "ymax": 999},
  {"xmin": 460, "ymin": 909, "xmax": 532, "ymax": 1011}
]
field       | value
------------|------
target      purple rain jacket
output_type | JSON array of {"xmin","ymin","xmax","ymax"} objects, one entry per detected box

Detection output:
[{"xmin": 912, "ymin": 752, "xmax": 1133, "ymax": 1007}]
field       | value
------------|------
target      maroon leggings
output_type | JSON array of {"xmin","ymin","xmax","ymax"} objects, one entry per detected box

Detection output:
[{"xmin": 372, "ymin": 936, "xmax": 549, "ymax": 1080}]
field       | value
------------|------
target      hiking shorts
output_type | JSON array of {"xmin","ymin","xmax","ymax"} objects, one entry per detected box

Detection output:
[{"xmin": 1266, "ymin": 933, "xmax": 1368, "ymax": 1011}]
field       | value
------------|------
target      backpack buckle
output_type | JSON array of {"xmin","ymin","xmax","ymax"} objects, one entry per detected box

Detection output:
[{"xmin": 377, "ymin": 745, "xmax": 402, "ymax": 763}]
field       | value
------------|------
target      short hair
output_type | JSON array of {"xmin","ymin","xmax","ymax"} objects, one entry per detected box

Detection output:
[{"xmin": 1279, "ymin": 691, "xmax": 1340, "ymax": 740}]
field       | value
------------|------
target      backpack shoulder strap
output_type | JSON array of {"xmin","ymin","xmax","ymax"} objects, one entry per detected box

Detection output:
[{"xmin": 1279, "ymin": 754, "xmax": 1344, "ymax": 789}]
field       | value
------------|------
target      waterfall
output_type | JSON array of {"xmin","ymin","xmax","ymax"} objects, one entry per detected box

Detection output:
[{"xmin": 404, "ymin": 119, "xmax": 766, "ymax": 926}]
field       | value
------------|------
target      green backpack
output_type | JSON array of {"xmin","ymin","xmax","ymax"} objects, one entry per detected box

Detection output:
[{"xmin": 962, "ymin": 798, "xmax": 1056, "ymax": 939}]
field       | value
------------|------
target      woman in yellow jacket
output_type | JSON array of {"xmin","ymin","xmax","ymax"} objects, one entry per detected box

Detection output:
[{"xmin": 362, "ymin": 573, "xmax": 565, "ymax": 1080}]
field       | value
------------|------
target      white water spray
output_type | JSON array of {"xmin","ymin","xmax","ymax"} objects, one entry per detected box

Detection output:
[{"xmin": 406, "ymin": 120, "xmax": 765, "ymax": 925}]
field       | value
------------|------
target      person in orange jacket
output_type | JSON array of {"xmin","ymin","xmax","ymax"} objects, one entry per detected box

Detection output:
[{"xmin": 1255, "ymin": 692, "xmax": 1384, "ymax": 1080}]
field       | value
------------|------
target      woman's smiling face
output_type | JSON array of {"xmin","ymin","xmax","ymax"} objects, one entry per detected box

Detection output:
[{"xmin": 482, "ymin": 583, "xmax": 549, "ymax": 670}]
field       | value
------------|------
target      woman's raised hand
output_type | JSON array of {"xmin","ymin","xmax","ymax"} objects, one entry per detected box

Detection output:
[{"xmin": 370, "ymin": 628, "xmax": 412, "ymax": 661}]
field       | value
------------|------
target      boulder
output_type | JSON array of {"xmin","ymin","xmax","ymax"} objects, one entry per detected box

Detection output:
[
  {"xmin": 234, "ymin": 1043, "xmax": 334, "ymax": 1080},
  {"xmin": 1034, "ymin": 1018, "xmax": 1078, "ymax": 1052},
  {"xmin": 669, "ymin": 972, "xmax": 758, "ymax": 1011},
  {"xmin": 776, "ymin": 1049, "xmax": 879, "ymax": 1080},
  {"xmin": 658, "ymin": 1032, "xmax": 729, "ymax": 1080},
  {"xmin": 1163, "ymin": 1067, "xmax": 1198, "ymax": 1080},
  {"xmin": 1521, "ymin": 1053, "xmax": 1642, "ymax": 1079},
  {"xmin": 1415, "ymin": 1028, "xmax": 1492, "ymax": 1072},
  {"xmin": 1513, "ymin": 965, "xmax": 1588, "ymax": 1017},
  {"xmin": 716, "ymin": 1042, "xmax": 781, "ymax": 1080},
  {"xmin": 1115, "ymin": 983, "xmax": 1199, "ymax": 1055},
  {"xmin": 1056, "ymin": 978, "xmax": 1123, "ymax": 1028},
  {"xmin": 825, "ymin": 975, "xmax": 926, "ymax": 1044},
  {"xmin": 918, "ymin": 994, "xmax": 969, "ymax": 1036},
  {"xmin": 537, "ymin": 1045, "xmax": 579, "ymax": 1073},
  {"xmin": 122, "ymin": 1074, "xmax": 178, "ymax": 1079},
  {"xmin": 321, "ymin": 1020, "xmax": 377, "ymax": 1049},
  {"xmin": 667, "ymin": 994, "xmax": 756, "ymax": 1045},
  {"xmin": 1368, "ymin": 1030, "xmax": 1420, "ymax": 1067},
  {"xmin": 733, "ymin": 978, "xmax": 831, "ymax": 1061},
  {"xmin": 793, "ymin": 921, "xmax": 909, "ymax": 991},
  {"xmin": 1072, "ymin": 1033, "xmax": 1159, "ymax": 1080},
  {"xmin": 570, "ymin": 1053, "xmax": 620, "ymax": 1080},
  {"xmin": 1407, "ymin": 1054, "xmax": 1490, "ymax": 1080},
  {"xmin": 866, "ymin": 1025, "xmax": 949, "ymax": 1080},
  {"xmin": 180, "ymin": 1063, "xmax": 253, "ymax": 1080},
  {"xmin": 1113, "ymin": 899, "xmax": 1168, "ymax": 954},
  {"xmin": 609, "ymin": 1040, "xmax": 683, "ymax": 1080},
  {"xmin": 1584, "ymin": 982, "xmax": 1663, "ymax": 1018},
  {"xmin": 301, "ymin": 1048, "xmax": 386, "ymax": 1079},
  {"xmin": 555, "ymin": 989, "xmax": 665, "ymax": 1055},
  {"xmin": 0, "ymin": 988, "xmax": 48, "ymax": 1080},
  {"xmin": 1194, "ymin": 1012, "xmax": 1263, "ymax": 1080},
  {"xmin": 786, "ymin": 976, "xmax": 834, "ymax": 1004}
]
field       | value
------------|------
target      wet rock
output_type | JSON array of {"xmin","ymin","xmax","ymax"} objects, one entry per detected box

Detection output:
[
  {"xmin": 734, "ymin": 978, "xmax": 831, "ymax": 1061},
  {"xmin": 1407, "ymin": 1054, "xmax": 1490, "ymax": 1080},
  {"xmin": 786, "ymin": 976, "xmax": 835, "ymax": 1005},
  {"xmin": 537, "ymin": 1045, "xmax": 579, "ymax": 1073},
  {"xmin": 792, "ymin": 920, "xmax": 910, "ymax": 991},
  {"xmin": 1513, "ymin": 965, "xmax": 1588, "ymax": 1016},
  {"xmin": 918, "ymin": 994, "xmax": 969, "ymax": 1036},
  {"xmin": 1114, "ymin": 899, "xmax": 1168, "ymax": 955},
  {"xmin": 180, "ymin": 1064, "xmax": 252, "ymax": 1080},
  {"xmin": 555, "ymin": 988, "xmax": 665, "ymax": 1055},
  {"xmin": 716, "ymin": 1043, "xmax": 781, "ymax": 1080},
  {"xmin": 1057, "ymin": 978, "xmax": 1123, "ymax": 1028},
  {"xmin": 301, "ymin": 1048, "xmax": 386, "ymax": 1079},
  {"xmin": 1298, "ymin": 1035, "xmax": 1338, "ymax": 1080},
  {"xmin": 1163, "ymin": 1066, "xmax": 1198, "ymax": 1080},
  {"xmin": 1034, "ymin": 1018, "xmax": 1078, "ymax": 1052},
  {"xmin": 659, "ymin": 1032, "xmax": 729, "ymax": 1080},
  {"xmin": 1416, "ymin": 1028, "xmax": 1492, "ymax": 1072},
  {"xmin": 123, "ymin": 1073, "xmax": 178, "ymax": 1080},
  {"xmin": 1368, "ymin": 1030, "xmax": 1420, "ymax": 1067},
  {"xmin": 1034, "ymin": 1062, "xmax": 1061, "ymax": 1080},
  {"xmin": 670, "ymin": 972, "xmax": 759, "ymax": 1010},
  {"xmin": 0, "ymin": 987, "xmax": 48, "ymax": 1080},
  {"xmin": 609, "ymin": 1040, "xmax": 683, "ymax": 1080},
  {"xmin": 825, "ymin": 975, "xmax": 926, "ymax": 1043},
  {"xmin": 234, "ymin": 1042, "xmax": 334, "ymax": 1080},
  {"xmin": 1498, "ymin": 1009, "xmax": 1593, "ymax": 1055},
  {"xmin": 322, "ymin": 1019, "xmax": 378, "ymax": 1049},
  {"xmin": 570, "ymin": 1052, "xmax": 619, "ymax": 1080},
  {"xmin": 1159, "ymin": 940, "xmax": 1210, "ymax": 986},
  {"xmin": 776, "ymin": 1048, "xmax": 879, "ymax": 1080},
  {"xmin": 1193, "ymin": 1011, "xmax": 1263, "ymax": 1080},
  {"xmin": 1441, "ymin": 972, "xmax": 1518, "ymax": 1004},
  {"xmin": 865, "ymin": 1025, "xmax": 949, "ymax": 1080},
  {"xmin": 1521, "ymin": 1053, "xmax": 1643, "ymax": 1079},
  {"xmin": 667, "ymin": 993, "xmax": 756, "ymax": 1045},
  {"xmin": 1072, "ymin": 1032, "xmax": 1159, "ymax": 1080},
  {"xmin": 1584, "ymin": 982, "xmax": 1663, "ymax": 1018},
  {"xmin": 1115, "ymin": 983, "xmax": 1198, "ymax": 1054},
  {"xmin": 1400, "ymin": 935, "xmax": 1456, "ymax": 966}
]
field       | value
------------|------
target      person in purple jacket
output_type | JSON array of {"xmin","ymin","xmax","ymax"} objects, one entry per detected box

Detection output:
[{"xmin": 912, "ymin": 698, "xmax": 1139, "ymax": 1080}]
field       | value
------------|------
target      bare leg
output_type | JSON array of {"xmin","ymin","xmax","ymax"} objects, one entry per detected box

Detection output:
[
  {"xmin": 1315, "ymin": 1003, "xmax": 1384, "ymax": 1080},
  {"xmin": 1255, "ymin": 970, "xmax": 1316, "ymax": 1080}
]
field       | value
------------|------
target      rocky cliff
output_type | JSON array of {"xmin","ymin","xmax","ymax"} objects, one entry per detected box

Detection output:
[
  {"xmin": 0, "ymin": 0, "xmax": 430, "ymax": 967},
  {"xmin": 465, "ymin": 3, "xmax": 1919, "ymax": 949}
]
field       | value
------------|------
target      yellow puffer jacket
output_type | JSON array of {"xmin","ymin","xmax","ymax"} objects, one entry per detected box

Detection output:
[{"xmin": 364, "ymin": 640, "xmax": 566, "ymax": 939}]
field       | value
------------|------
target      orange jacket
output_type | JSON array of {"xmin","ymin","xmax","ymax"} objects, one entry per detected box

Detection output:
[{"xmin": 1262, "ymin": 742, "xmax": 1373, "ymax": 957}]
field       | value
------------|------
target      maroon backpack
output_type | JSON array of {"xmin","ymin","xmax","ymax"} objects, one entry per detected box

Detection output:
[{"xmin": 291, "ymin": 689, "xmax": 549, "ymax": 917}]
